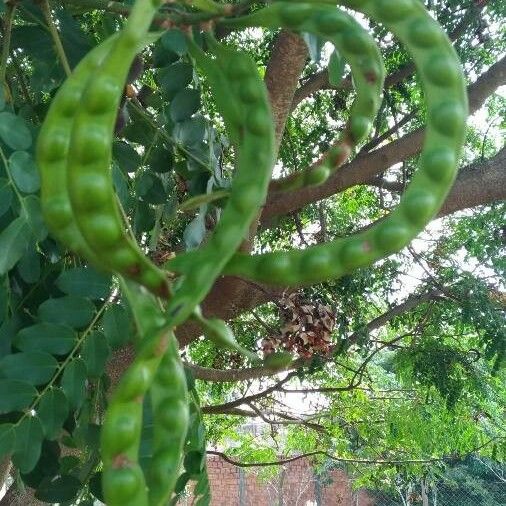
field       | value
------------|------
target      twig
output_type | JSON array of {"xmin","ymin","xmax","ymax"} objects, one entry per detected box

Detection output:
[
  {"xmin": 0, "ymin": 2, "xmax": 17, "ymax": 99},
  {"xmin": 293, "ymin": 212, "xmax": 309, "ymax": 247},
  {"xmin": 10, "ymin": 52, "xmax": 36, "ymax": 112},
  {"xmin": 40, "ymin": 0, "xmax": 72, "ymax": 76},
  {"xmin": 207, "ymin": 436, "xmax": 501, "ymax": 468},
  {"xmin": 361, "ymin": 110, "xmax": 417, "ymax": 154},
  {"xmin": 202, "ymin": 371, "xmax": 297, "ymax": 413}
]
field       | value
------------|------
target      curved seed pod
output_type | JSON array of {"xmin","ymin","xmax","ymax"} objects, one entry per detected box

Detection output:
[
  {"xmin": 103, "ymin": 278, "xmax": 189, "ymax": 506},
  {"xmin": 65, "ymin": 0, "xmax": 170, "ymax": 298},
  {"xmin": 166, "ymin": 373, "xmax": 210, "ymax": 505},
  {"xmin": 101, "ymin": 330, "xmax": 168, "ymax": 506},
  {"xmin": 147, "ymin": 333, "xmax": 189, "ymax": 506},
  {"xmin": 101, "ymin": 279, "xmax": 172, "ymax": 506},
  {"xmin": 196, "ymin": 314, "xmax": 261, "ymax": 363},
  {"xmin": 163, "ymin": 33, "xmax": 275, "ymax": 327},
  {"xmin": 218, "ymin": 0, "xmax": 468, "ymax": 285},
  {"xmin": 222, "ymin": 2, "xmax": 385, "ymax": 191},
  {"xmin": 37, "ymin": 36, "xmax": 117, "ymax": 262}
]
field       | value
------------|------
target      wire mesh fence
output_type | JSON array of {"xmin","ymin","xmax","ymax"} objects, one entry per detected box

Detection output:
[
  {"xmin": 173, "ymin": 455, "xmax": 506, "ymax": 505},
  {"xmin": 366, "ymin": 459, "xmax": 506, "ymax": 506},
  {"xmin": 367, "ymin": 480, "xmax": 505, "ymax": 506}
]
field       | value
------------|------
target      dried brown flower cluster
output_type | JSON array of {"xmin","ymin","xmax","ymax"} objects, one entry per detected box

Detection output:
[{"xmin": 263, "ymin": 293, "xmax": 336, "ymax": 358}]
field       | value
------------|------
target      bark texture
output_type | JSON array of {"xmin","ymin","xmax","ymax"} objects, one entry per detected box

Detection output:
[{"xmin": 264, "ymin": 31, "xmax": 308, "ymax": 145}]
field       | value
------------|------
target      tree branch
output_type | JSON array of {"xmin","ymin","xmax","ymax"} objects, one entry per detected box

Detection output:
[
  {"xmin": 188, "ymin": 290, "xmax": 443, "ymax": 382},
  {"xmin": 201, "ymin": 372, "xmax": 298, "ymax": 413},
  {"xmin": 206, "ymin": 438, "xmax": 500, "ymax": 468},
  {"xmin": 438, "ymin": 144, "xmax": 506, "ymax": 218}
]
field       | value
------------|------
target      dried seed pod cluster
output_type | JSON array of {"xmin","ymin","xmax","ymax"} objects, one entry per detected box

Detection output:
[{"xmin": 262, "ymin": 293, "xmax": 336, "ymax": 358}]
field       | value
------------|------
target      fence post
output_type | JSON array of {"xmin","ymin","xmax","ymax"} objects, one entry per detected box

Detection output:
[
  {"xmin": 313, "ymin": 468, "xmax": 322, "ymax": 506},
  {"xmin": 238, "ymin": 467, "xmax": 246, "ymax": 506}
]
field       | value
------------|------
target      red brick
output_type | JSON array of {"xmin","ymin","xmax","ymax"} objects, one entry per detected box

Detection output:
[{"xmin": 177, "ymin": 456, "xmax": 373, "ymax": 505}]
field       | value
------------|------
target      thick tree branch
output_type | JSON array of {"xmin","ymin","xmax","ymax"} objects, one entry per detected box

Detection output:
[
  {"xmin": 262, "ymin": 56, "xmax": 506, "ymax": 224},
  {"xmin": 264, "ymin": 31, "xmax": 308, "ymax": 144},
  {"xmin": 365, "ymin": 145, "xmax": 505, "ymax": 222},
  {"xmin": 438, "ymin": 145, "xmax": 506, "ymax": 218}
]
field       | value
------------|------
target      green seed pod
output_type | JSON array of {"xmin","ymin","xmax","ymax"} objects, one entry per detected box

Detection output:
[
  {"xmin": 239, "ymin": 79, "xmax": 262, "ymax": 103},
  {"xmin": 101, "ymin": 403, "xmax": 141, "ymax": 455},
  {"xmin": 339, "ymin": 239, "xmax": 372, "ymax": 270},
  {"xmin": 35, "ymin": 2, "xmax": 171, "ymax": 298},
  {"xmin": 348, "ymin": 115, "xmax": 372, "ymax": 143},
  {"xmin": 301, "ymin": 248, "xmax": 336, "ymax": 279},
  {"xmin": 264, "ymin": 351, "xmax": 294, "ymax": 371},
  {"xmin": 102, "ymin": 285, "xmax": 181, "ymax": 506},
  {"xmin": 215, "ymin": 0, "xmax": 467, "ymax": 287},
  {"xmin": 115, "ymin": 362, "xmax": 153, "ymax": 403},
  {"xmin": 279, "ymin": 3, "xmax": 313, "ymax": 26},
  {"xmin": 305, "ymin": 164, "xmax": 331, "ymax": 187},
  {"xmin": 196, "ymin": 316, "xmax": 260, "ymax": 362},
  {"xmin": 316, "ymin": 10, "xmax": 349, "ymax": 34},
  {"xmin": 37, "ymin": 36, "xmax": 118, "ymax": 264},
  {"xmin": 376, "ymin": 0, "xmax": 413, "ymax": 21},
  {"xmin": 402, "ymin": 189, "xmax": 438, "ymax": 226},
  {"xmin": 102, "ymin": 467, "xmax": 144, "ymax": 504},
  {"xmin": 374, "ymin": 220, "xmax": 411, "ymax": 254},
  {"xmin": 258, "ymin": 254, "xmax": 294, "ymax": 282},
  {"xmin": 163, "ymin": 35, "xmax": 275, "ymax": 329},
  {"xmin": 425, "ymin": 55, "xmax": 459, "ymax": 86},
  {"xmin": 247, "ymin": 108, "xmax": 272, "ymax": 136},
  {"xmin": 148, "ymin": 333, "xmax": 189, "ymax": 506},
  {"xmin": 84, "ymin": 76, "xmax": 120, "ymax": 114},
  {"xmin": 409, "ymin": 18, "xmax": 442, "ymax": 47},
  {"xmin": 422, "ymin": 147, "xmax": 456, "ymax": 183}
]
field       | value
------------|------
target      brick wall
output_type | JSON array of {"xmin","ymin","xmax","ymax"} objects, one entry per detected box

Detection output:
[{"xmin": 179, "ymin": 456, "xmax": 374, "ymax": 506}]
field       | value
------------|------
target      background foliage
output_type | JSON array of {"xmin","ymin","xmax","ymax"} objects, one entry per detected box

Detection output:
[{"xmin": 0, "ymin": 0, "xmax": 504, "ymax": 503}]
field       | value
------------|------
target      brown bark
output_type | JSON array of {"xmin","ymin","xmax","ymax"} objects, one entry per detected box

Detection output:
[
  {"xmin": 0, "ymin": 485, "xmax": 44, "ymax": 506},
  {"xmin": 438, "ymin": 145, "xmax": 506, "ymax": 218},
  {"xmin": 264, "ymin": 30, "xmax": 308, "ymax": 145},
  {"xmin": 0, "ymin": 460, "xmax": 9, "ymax": 494}
]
